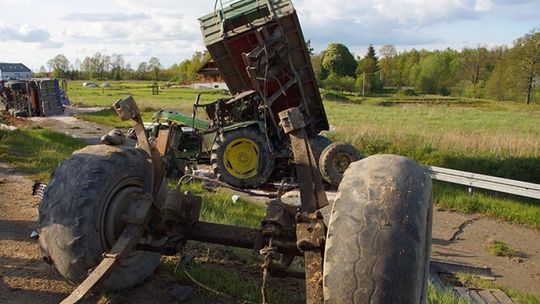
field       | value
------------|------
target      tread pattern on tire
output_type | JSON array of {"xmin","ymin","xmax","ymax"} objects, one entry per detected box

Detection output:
[
  {"xmin": 38, "ymin": 145, "xmax": 161, "ymax": 290},
  {"xmin": 211, "ymin": 127, "xmax": 274, "ymax": 188},
  {"xmin": 323, "ymin": 154, "xmax": 432, "ymax": 304}
]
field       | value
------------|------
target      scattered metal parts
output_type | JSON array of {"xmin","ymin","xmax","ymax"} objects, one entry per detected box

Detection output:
[
  {"xmin": 430, "ymin": 260, "xmax": 495, "ymax": 281},
  {"xmin": 31, "ymin": 181, "xmax": 47, "ymax": 203},
  {"xmin": 453, "ymin": 287, "xmax": 513, "ymax": 304},
  {"xmin": 30, "ymin": 231, "xmax": 39, "ymax": 239}
]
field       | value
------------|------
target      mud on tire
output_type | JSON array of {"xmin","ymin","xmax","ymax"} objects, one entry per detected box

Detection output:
[
  {"xmin": 38, "ymin": 145, "xmax": 161, "ymax": 290},
  {"xmin": 323, "ymin": 154, "xmax": 433, "ymax": 304}
]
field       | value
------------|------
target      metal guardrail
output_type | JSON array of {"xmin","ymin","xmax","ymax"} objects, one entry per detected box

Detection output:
[{"xmin": 425, "ymin": 166, "xmax": 540, "ymax": 200}]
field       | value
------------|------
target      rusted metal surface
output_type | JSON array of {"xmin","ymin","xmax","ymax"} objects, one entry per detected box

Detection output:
[
  {"xmin": 113, "ymin": 96, "xmax": 165, "ymax": 197},
  {"xmin": 279, "ymin": 107, "xmax": 326, "ymax": 304},
  {"xmin": 188, "ymin": 221, "xmax": 301, "ymax": 256},
  {"xmin": 278, "ymin": 107, "xmax": 328, "ymax": 212}
]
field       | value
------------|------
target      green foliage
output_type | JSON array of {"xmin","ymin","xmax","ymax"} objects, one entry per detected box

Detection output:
[
  {"xmin": 415, "ymin": 50, "xmax": 459, "ymax": 95},
  {"xmin": 321, "ymin": 43, "xmax": 357, "ymax": 77},
  {"xmin": 322, "ymin": 73, "xmax": 356, "ymax": 92},
  {"xmin": 486, "ymin": 240, "xmax": 517, "ymax": 257},
  {"xmin": 427, "ymin": 285, "xmax": 468, "ymax": 304},
  {"xmin": 357, "ymin": 45, "xmax": 382, "ymax": 92},
  {"xmin": 322, "ymin": 90, "xmax": 350, "ymax": 101},
  {"xmin": 0, "ymin": 128, "xmax": 85, "ymax": 181}
]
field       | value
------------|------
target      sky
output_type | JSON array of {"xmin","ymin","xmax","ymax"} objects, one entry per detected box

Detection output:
[{"xmin": 0, "ymin": 0, "xmax": 538, "ymax": 70}]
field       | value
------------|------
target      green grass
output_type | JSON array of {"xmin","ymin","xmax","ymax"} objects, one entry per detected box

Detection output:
[
  {"xmin": 66, "ymin": 81, "xmax": 540, "ymax": 228},
  {"xmin": 67, "ymin": 80, "xmax": 229, "ymax": 111},
  {"xmin": 434, "ymin": 183, "xmax": 540, "ymax": 228},
  {"xmin": 486, "ymin": 240, "xmax": 517, "ymax": 257},
  {"xmin": 170, "ymin": 261, "xmax": 292, "ymax": 304},
  {"xmin": 74, "ymin": 108, "xmax": 156, "ymax": 128},
  {"xmin": 0, "ymin": 128, "xmax": 85, "ymax": 181},
  {"xmin": 427, "ymin": 284, "xmax": 468, "ymax": 304},
  {"xmin": 180, "ymin": 182, "xmax": 266, "ymax": 228}
]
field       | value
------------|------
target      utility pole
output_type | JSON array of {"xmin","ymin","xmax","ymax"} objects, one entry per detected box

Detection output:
[{"xmin": 362, "ymin": 72, "xmax": 366, "ymax": 97}]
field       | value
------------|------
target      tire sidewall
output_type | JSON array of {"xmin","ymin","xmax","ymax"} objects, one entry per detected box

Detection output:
[{"xmin": 39, "ymin": 145, "xmax": 160, "ymax": 290}]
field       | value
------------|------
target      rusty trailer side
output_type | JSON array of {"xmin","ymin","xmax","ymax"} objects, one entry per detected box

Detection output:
[{"xmin": 199, "ymin": 0, "xmax": 328, "ymax": 136}]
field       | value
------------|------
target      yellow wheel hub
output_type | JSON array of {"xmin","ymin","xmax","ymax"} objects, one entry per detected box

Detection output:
[{"xmin": 223, "ymin": 138, "xmax": 259, "ymax": 179}]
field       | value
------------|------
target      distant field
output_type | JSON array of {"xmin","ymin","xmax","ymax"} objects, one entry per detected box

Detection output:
[{"xmin": 64, "ymin": 81, "xmax": 540, "ymax": 227}]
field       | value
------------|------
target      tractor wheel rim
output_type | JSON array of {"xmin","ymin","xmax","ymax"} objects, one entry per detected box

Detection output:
[
  {"xmin": 100, "ymin": 177, "xmax": 149, "ymax": 267},
  {"xmin": 333, "ymin": 154, "xmax": 352, "ymax": 174},
  {"xmin": 223, "ymin": 138, "xmax": 259, "ymax": 179}
]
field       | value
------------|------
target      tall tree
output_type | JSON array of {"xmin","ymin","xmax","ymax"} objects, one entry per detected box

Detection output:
[
  {"xmin": 321, "ymin": 43, "xmax": 357, "ymax": 77},
  {"xmin": 458, "ymin": 47, "xmax": 493, "ymax": 96},
  {"xmin": 357, "ymin": 45, "xmax": 381, "ymax": 92},
  {"xmin": 91, "ymin": 52, "xmax": 110, "ymax": 79},
  {"xmin": 379, "ymin": 44, "xmax": 397, "ymax": 86},
  {"xmin": 513, "ymin": 30, "xmax": 540, "ymax": 104},
  {"xmin": 47, "ymin": 54, "xmax": 70, "ymax": 78},
  {"xmin": 137, "ymin": 61, "xmax": 149, "ymax": 80},
  {"xmin": 111, "ymin": 54, "xmax": 125, "ymax": 80},
  {"xmin": 148, "ymin": 57, "xmax": 162, "ymax": 81}
]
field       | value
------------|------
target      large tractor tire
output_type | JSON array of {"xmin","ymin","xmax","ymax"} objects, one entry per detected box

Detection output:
[
  {"xmin": 323, "ymin": 155, "xmax": 433, "ymax": 304},
  {"xmin": 38, "ymin": 145, "xmax": 161, "ymax": 290},
  {"xmin": 211, "ymin": 127, "xmax": 274, "ymax": 188},
  {"xmin": 319, "ymin": 142, "xmax": 362, "ymax": 186}
]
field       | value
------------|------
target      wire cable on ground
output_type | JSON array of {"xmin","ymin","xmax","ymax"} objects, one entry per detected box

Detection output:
[{"xmin": 176, "ymin": 174, "xmax": 280, "ymax": 198}]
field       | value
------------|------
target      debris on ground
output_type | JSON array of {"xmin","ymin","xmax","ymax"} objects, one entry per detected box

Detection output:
[{"xmin": 100, "ymin": 129, "xmax": 126, "ymax": 146}]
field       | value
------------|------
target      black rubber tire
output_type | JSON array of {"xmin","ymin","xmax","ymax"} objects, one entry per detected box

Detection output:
[
  {"xmin": 323, "ymin": 154, "xmax": 433, "ymax": 304},
  {"xmin": 38, "ymin": 145, "xmax": 161, "ymax": 291},
  {"xmin": 211, "ymin": 127, "xmax": 274, "ymax": 188},
  {"xmin": 309, "ymin": 135, "xmax": 332, "ymax": 166},
  {"xmin": 319, "ymin": 142, "xmax": 362, "ymax": 186}
]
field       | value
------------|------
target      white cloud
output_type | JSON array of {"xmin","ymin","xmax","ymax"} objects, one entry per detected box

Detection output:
[
  {"xmin": 62, "ymin": 13, "xmax": 150, "ymax": 22},
  {"xmin": 474, "ymin": 0, "xmax": 493, "ymax": 11},
  {"xmin": 0, "ymin": 0, "xmax": 536, "ymax": 69},
  {"xmin": 0, "ymin": 23, "xmax": 51, "ymax": 42}
]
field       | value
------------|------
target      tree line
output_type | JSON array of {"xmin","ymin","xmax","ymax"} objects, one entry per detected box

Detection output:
[
  {"xmin": 312, "ymin": 29, "xmax": 539, "ymax": 104},
  {"xmin": 40, "ymin": 51, "xmax": 211, "ymax": 83},
  {"xmin": 40, "ymin": 29, "xmax": 538, "ymax": 104}
]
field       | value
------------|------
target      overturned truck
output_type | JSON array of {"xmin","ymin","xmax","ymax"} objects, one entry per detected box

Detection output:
[
  {"xmin": 0, "ymin": 78, "xmax": 69, "ymax": 117},
  {"xmin": 38, "ymin": 1, "xmax": 433, "ymax": 304}
]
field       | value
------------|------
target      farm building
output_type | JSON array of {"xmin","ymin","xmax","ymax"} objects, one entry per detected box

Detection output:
[
  {"xmin": 0, "ymin": 63, "xmax": 31, "ymax": 81},
  {"xmin": 192, "ymin": 59, "xmax": 228, "ymax": 90}
]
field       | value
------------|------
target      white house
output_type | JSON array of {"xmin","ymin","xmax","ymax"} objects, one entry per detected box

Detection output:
[{"xmin": 0, "ymin": 63, "xmax": 32, "ymax": 81}]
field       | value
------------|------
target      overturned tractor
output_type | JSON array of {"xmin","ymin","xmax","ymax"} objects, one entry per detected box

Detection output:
[
  {"xmin": 37, "ymin": 1, "xmax": 433, "ymax": 304},
  {"xmin": 146, "ymin": 0, "xmax": 360, "ymax": 188}
]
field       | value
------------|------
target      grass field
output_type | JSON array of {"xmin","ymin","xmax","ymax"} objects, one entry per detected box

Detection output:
[{"xmin": 66, "ymin": 81, "xmax": 540, "ymax": 228}]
